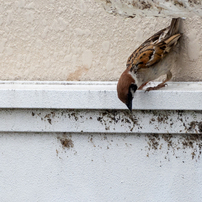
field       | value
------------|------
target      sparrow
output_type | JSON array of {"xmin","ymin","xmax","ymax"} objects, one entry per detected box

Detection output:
[{"xmin": 117, "ymin": 18, "xmax": 182, "ymax": 111}]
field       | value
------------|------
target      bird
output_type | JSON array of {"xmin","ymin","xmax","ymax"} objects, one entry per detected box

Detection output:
[{"xmin": 117, "ymin": 18, "xmax": 182, "ymax": 111}]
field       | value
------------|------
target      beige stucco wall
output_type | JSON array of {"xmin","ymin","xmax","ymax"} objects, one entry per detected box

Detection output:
[{"xmin": 0, "ymin": 0, "xmax": 201, "ymax": 81}]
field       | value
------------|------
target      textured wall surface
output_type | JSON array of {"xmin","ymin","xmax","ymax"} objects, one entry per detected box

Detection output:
[{"xmin": 0, "ymin": 0, "xmax": 201, "ymax": 81}]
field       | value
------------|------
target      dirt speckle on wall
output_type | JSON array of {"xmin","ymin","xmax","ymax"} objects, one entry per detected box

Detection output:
[
  {"xmin": 67, "ymin": 66, "xmax": 89, "ymax": 81},
  {"xmin": 145, "ymin": 134, "xmax": 202, "ymax": 161},
  {"xmin": 97, "ymin": 0, "xmax": 202, "ymax": 17},
  {"xmin": 59, "ymin": 138, "xmax": 74, "ymax": 149}
]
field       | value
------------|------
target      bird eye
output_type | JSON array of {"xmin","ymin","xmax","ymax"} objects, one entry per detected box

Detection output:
[{"xmin": 129, "ymin": 84, "xmax": 137, "ymax": 94}]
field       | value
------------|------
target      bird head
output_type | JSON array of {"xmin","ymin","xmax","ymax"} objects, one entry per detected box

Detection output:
[{"xmin": 117, "ymin": 70, "xmax": 137, "ymax": 111}]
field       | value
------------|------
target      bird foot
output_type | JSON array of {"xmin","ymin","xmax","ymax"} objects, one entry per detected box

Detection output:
[{"xmin": 145, "ymin": 83, "xmax": 167, "ymax": 92}]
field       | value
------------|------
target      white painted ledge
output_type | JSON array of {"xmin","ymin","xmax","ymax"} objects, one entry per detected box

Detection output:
[
  {"xmin": 0, "ymin": 81, "xmax": 201, "ymax": 134},
  {"xmin": 97, "ymin": 0, "xmax": 202, "ymax": 18},
  {"xmin": 0, "ymin": 81, "xmax": 202, "ymax": 110}
]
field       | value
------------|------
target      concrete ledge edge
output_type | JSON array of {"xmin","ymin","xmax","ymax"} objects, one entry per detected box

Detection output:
[{"xmin": 0, "ymin": 81, "xmax": 201, "ymax": 110}]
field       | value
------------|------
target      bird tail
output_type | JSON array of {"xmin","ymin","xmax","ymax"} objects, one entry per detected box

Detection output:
[{"xmin": 166, "ymin": 18, "xmax": 181, "ymax": 37}]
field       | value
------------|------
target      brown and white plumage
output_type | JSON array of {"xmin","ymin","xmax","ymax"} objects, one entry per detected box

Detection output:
[{"xmin": 117, "ymin": 18, "xmax": 182, "ymax": 111}]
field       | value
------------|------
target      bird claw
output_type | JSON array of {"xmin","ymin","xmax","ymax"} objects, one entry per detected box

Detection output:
[
  {"xmin": 144, "ymin": 83, "xmax": 167, "ymax": 92},
  {"xmin": 144, "ymin": 87, "xmax": 154, "ymax": 92}
]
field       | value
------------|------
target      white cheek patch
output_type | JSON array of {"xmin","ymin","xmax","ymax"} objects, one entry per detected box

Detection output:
[
  {"xmin": 130, "ymin": 88, "xmax": 136, "ymax": 98},
  {"xmin": 129, "ymin": 71, "xmax": 141, "ymax": 88}
]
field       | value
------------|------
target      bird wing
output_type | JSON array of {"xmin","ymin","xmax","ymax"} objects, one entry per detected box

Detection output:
[
  {"xmin": 126, "ymin": 26, "xmax": 169, "ymax": 67},
  {"xmin": 127, "ymin": 33, "xmax": 181, "ymax": 73},
  {"xmin": 126, "ymin": 18, "xmax": 182, "ymax": 73}
]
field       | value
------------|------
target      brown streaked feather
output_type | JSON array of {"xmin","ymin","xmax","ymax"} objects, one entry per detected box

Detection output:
[
  {"xmin": 126, "ymin": 27, "xmax": 169, "ymax": 67},
  {"xmin": 127, "ymin": 18, "xmax": 182, "ymax": 74}
]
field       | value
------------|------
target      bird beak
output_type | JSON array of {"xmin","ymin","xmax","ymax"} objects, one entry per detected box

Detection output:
[{"xmin": 126, "ymin": 99, "xmax": 132, "ymax": 112}]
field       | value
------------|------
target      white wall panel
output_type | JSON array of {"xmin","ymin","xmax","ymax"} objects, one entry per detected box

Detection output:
[{"xmin": 0, "ymin": 81, "xmax": 201, "ymax": 202}]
